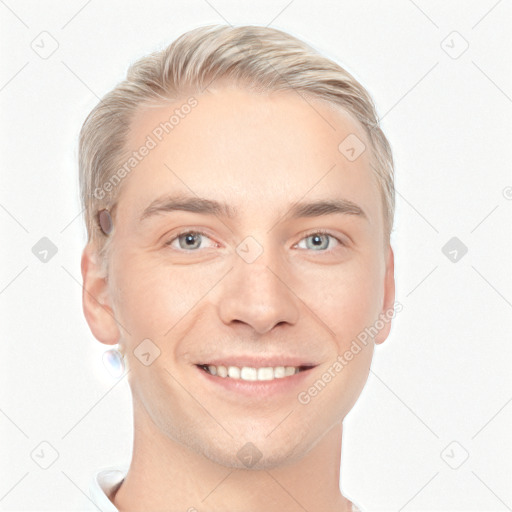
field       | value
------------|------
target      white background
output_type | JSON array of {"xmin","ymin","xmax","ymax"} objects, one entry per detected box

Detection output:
[{"xmin": 1, "ymin": 1, "xmax": 511, "ymax": 510}]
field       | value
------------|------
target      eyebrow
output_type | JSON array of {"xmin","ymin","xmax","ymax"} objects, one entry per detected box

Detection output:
[
  {"xmin": 139, "ymin": 195, "xmax": 367, "ymax": 222},
  {"xmin": 286, "ymin": 198, "xmax": 367, "ymax": 220},
  {"xmin": 140, "ymin": 195, "xmax": 236, "ymax": 222}
]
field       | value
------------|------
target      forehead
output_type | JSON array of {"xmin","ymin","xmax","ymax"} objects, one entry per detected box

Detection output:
[{"xmin": 116, "ymin": 87, "xmax": 381, "ymax": 226}]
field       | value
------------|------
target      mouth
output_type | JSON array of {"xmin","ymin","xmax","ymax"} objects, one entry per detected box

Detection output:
[
  {"xmin": 196, "ymin": 363, "xmax": 316, "ymax": 382},
  {"xmin": 193, "ymin": 356, "xmax": 319, "ymax": 399}
]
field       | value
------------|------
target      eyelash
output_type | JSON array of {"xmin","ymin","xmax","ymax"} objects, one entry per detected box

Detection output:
[{"xmin": 165, "ymin": 228, "xmax": 345, "ymax": 252}]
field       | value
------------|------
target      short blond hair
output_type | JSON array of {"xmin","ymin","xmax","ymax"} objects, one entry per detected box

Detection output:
[{"xmin": 79, "ymin": 24, "xmax": 394, "ymax": 271}]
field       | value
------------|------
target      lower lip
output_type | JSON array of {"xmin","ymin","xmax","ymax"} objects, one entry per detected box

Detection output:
[{"xmin": 195, "ymin": 365, "xmax": 316, "ymax": 399}]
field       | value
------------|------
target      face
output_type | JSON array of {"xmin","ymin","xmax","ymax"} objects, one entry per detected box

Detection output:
[{"xmin": 83, "ymin": 85, "xmax": 395, "ymax": 469}]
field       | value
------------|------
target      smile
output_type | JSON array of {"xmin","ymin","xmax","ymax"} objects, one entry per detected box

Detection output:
[{"xmin": 197, "ymin": 364, "xmax": 314, "ymax": 381}]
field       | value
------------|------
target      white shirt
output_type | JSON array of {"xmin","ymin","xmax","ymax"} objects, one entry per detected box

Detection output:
[{"xmin": 88, "ymin": 465, "xmax": 127, "ymax": 511}]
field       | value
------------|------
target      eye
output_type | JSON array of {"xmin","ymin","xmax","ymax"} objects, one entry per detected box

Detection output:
[
  {"xmin": 295, "ymin": 231, "xmax": 343, "ymax": 251},
  {"xmin": 165, "ymin": 230, "xmax": 218, "ymax": 251}
]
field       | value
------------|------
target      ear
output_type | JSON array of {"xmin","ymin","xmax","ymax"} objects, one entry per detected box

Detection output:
[
  {"xmin": 375, "ymin": 244, "xmax": 396, "ymax": 345},
  {"xmin": 81, "ymin": 243, "xmax": 121, "ymax": 346}
]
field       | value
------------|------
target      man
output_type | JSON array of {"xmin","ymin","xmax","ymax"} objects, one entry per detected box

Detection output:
[{"xmin": 80, "ymin": 24, "xmax": 396, "ymax": 511}]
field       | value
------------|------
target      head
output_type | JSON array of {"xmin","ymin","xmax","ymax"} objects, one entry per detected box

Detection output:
[{"xmin": 80, "ymin": 24, "xmax": 396, "ymax": 469}]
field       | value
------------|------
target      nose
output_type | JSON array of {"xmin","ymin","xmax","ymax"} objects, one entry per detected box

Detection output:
[{"xmin": 217, "ymin": 248, "xmax": 300, "ymax": 335}]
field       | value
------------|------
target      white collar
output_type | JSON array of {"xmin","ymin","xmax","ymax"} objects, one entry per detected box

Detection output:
[{"xmin": 89, "ymin": 466, "xmax": 128, "ymax": 511}]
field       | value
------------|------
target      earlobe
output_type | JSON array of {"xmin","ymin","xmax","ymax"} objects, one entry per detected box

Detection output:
[
  {"xmin": 81, "ymin": 243, "xmax": 121, "ymax": 346},
  {"xmin": 375, "ymin": 244, "xmax": 396, "ymax": 345}
]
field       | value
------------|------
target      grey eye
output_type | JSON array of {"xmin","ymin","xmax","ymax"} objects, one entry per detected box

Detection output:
[
  {"xmin": 178, "ymin": 232, "xmax": 203, "ymax": 250},
  {"xmin": 296, "ymin": 233, "xmax": 335, "ymax": 251},
  {"xmin": 306, "ymin": 234, "xmax": 329, "ymax": 250},
  {"xmin": 166, "ymin": 231, "xmax": 216, "ymax": 251}
]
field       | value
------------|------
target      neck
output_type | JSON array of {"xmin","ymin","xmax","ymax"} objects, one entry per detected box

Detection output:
[{"xmin": 112, "ymin": 398, "xmax": 353, "ymax": 512}]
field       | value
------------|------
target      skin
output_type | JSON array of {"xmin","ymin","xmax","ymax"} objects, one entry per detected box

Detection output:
[{"xmin": 81, "ymin": 85, "xmax": 395, "ymax": 512}]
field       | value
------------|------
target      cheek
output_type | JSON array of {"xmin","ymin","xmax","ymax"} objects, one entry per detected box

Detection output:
[
  {"xmin": 296, "ymin": 255, "xmax": 383, "ymax": 344},
  {"xmin": 111, "ymin": 253, "xmax": 226, "ymax": 334}
]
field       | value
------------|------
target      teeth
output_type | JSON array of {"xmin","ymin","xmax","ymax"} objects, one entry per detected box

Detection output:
[
  {"xmin": 284, "ymin": 366, "xmax": 296, "ymax": 376},
  {"xmin": 216, "ymin": 365, "xmax": 228, "ymax": 378},
  {"xmin": 274, "ymin": 366, "xmax": 286, "ymax": 378},
  {"xmin": 202, "ymin": 364, "xmax": 302, "ymax": 381},
  {"xmin": 240, "ymin": 367, "xmax": 257, "ymax": 381},
  {"xmin": 227, "ymin": 366, "xmax": 240, "ymax": 379},
  {"xmin": 257, "ymin": 367, "xmax": 274, "ymax": 380}
]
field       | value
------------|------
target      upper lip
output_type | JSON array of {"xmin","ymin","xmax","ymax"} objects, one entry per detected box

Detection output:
[{"xmin": 197, "ymin": 356, "xmax": 318, "ymax": 368}]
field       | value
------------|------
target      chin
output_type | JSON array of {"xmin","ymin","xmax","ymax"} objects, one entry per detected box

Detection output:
[{"xmin": 194, "ymin": 426, "xmax": 311, "ymax": 470}]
